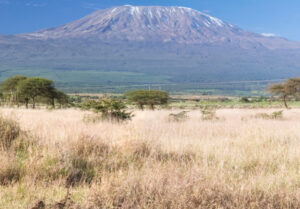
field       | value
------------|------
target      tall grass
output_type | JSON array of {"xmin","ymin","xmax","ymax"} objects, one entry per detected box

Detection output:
[{"xmin": 0, "ymin": 108, "xmax": 299, "ymax": 208}]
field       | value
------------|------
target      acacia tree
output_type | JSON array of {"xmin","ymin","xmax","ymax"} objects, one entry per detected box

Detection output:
[
  {"xmin": 267, "ymin": 78, "xmax": 300, "ymax": 108},
  {"xmin": 43, "ymin": 89, "xmax": 68, "ymax": 108},
  {"xmin": 55, "ymin": 90, "xmax": 69, "ymax": 108},
  {"xmin": 0, "ymin": 76, "xmax": 69, "ymax": 108},
  {"xmin": 0, "ymin": 75, "xmax": 27, "ymax": 106},
  {"xmin": 126, "ymin": 90, "xmax": 169, "ymax": 110},
  {"xmin": 82, "ymin": 98, "xmax": 132, "ymax": 121},
  {"xmin": 17, "ymin": 77, "xmax": 56, "ymax": 108}
]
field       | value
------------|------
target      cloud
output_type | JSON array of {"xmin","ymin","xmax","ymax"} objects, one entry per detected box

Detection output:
[{"xmin": 261, "ymin": 33, "xmax": 277, "ymax": 37}]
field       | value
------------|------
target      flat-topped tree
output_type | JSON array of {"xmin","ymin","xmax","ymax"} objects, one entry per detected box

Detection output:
[
  {"xmin": 267, "ymin": 77, "xmax": 300, "ymax": 108},
  {"xmin": 126, "ymin": 90, "xmax": 169, "ymax": 110},
  {"xmin": 287, "ymin": 78, "xmax": 300, "ymax": 96},
  {"xmin": 17, "ymin": 77, "xmax": 55, "ymax": 108}
]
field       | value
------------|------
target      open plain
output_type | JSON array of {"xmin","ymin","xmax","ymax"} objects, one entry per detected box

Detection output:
[{"xmin": 0, "ymin": 108, "xmax": 299, "ymax": 208}]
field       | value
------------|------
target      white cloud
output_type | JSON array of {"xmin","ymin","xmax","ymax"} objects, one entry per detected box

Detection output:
[{"xmin": 261, "ymin": 33, "xmax": 277, "ymax": 37}]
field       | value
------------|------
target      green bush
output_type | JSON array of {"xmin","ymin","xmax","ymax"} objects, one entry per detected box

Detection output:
[
  {"xmin": 240, "ymin": 97, "xmax": 250, "ymax": 103},
  {"xmin": 126, "ymin": 90, "xmax": 169, "ymax": 110},
  {"xmin": 0, "ymin": 75, "xmax": 68, "ymax": 108},
  {"xmin": 82, "ymin": 98, "xmax": 133, "ymax": 122}
]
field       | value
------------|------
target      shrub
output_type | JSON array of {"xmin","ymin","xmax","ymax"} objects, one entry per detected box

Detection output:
[
  {"xmin": 240, "ymin": 97, "xmax": 250, "ymax": 103},
  {"xmin": 0, "ymin": 116, "xmax": 20, "ymax": 150},
  {"xmin": 200, "ymin": 106, "xmax": 219, "ymax": 120},
  {"xmin": 255, "ymin": 111, "xmax": 283, "ymax": 120},
  {"xmin": 82, "ymin": 98, "xmax": 133, "ymax": 122},
  {"xmin": 168, "ymin": 111, "xmax": 189, "ymax": 122},
  {"xmin": 66, "ymin": 157, "xmax": 95, "ymax": 187},
  {"xmin": 0, "ymin": 159, "xmax": 25, "ymax": 185}
]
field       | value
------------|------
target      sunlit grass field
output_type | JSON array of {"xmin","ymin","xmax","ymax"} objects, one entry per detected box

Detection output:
[{"xmin": 0, "ymin": 108, "xmax": 299, "ymax": 208}]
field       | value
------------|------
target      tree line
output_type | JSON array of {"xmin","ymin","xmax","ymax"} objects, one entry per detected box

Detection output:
[
  {"xmin": 0, "ymin": 76, "xmax": 68, "ymax": 108},
  {"xmin": 1, "ymin": 75, "xmax": 299, "ymax": 111}
]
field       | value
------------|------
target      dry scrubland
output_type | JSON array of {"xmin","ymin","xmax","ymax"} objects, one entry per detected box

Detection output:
[{"xmin": 0, "ymin": 108, "xmax": 300, "ymax": 209}]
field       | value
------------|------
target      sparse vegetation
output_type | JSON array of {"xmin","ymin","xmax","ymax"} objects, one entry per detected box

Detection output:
[
  {"xmin": 168, "ymin": 111, "xmax": 189, "ymax": 122},
  {"xmin": 200, "ymin": 106, "xmax": 219, "ymax": 120},
  {"xmin": 255, "ymin": 110, "xmax": 284, "ymax": 120},
  {"xmin": 0, "ymin": 115, "xmax": 20, "ymax": 150},
  {"xmin": 0, "ymin": 108, "xmax": 299, "ymax": 208}
]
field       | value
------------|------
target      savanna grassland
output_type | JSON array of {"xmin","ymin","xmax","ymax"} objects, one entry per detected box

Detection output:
[{"xmin": 0, "ymin": 107, "xmax": 299, "ymax": 209}]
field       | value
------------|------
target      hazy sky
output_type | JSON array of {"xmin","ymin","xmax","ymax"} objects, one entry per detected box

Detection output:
[{"xmin": 1, "ymin": 0, "xmax": 300, "ymax": 41}]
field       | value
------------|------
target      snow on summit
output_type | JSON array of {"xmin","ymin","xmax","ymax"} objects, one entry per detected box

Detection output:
[
  {"xmin": 20, "ymin": 5, "xmax": 292, "ymax": 49},
  {"xmin": 22, "ymin": 5, "xmax": 234, "ymax": 41}
]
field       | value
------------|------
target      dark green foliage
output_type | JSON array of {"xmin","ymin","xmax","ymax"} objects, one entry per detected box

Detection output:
[
  {"xmin": 126, "ymin": 90, "xmax": 169, "ymax": 110},
  {"xmin": 240, "ymin": 97, "xmax": 250, "ymax": 103},
  {"xmin": 82, "ymin": 98, "xmax": 132, "ymax": 122},
  {"xmin": 54, "ymin": 90, "xmax": 69, "ymax": 106},
  {"xmin": 0, "ymin": 75, "xmax": 68, "ymax": 108},
  {"xmin": 0, "ymin": 75, "xmax": 27, "ymax": 106},
  {"xmin": 45, "ymin": 89, "xmax": 69, "ymax": 108},
  {"xmin": 17, "ymin": 77, "xmax": 55, "ymax": 108}
]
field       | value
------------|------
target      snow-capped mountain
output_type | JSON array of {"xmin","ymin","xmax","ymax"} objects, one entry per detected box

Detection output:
[
  {"xmin": 20, "ymin": 5, "xmax": 298, "ymax": 49},
  {"xmin": 23, "ymin": 6, "xmax": 236, "ymax": 41},
  {"xmin": 1, "ymin": 5, "xmax": 300, "ymax": 87}
]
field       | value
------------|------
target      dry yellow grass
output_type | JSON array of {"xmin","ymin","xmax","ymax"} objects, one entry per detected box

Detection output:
[{"xmin": 0, "ymin": 108, "xmax": 299, "ymax": 208}]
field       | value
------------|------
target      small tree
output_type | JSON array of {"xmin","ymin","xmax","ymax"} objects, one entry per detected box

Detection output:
[
  {"xmin": 267, "ymin": 78, "xmax": 300, "ymax": 108},
  {"xmin": 55, "ymin": 90, "xmax": 69, "ymax": 107},
  {"xmin": 82, "ymin": 98, "xmax": 132, "ymax": 122},
  {"xmin": 0, "ymin": 75, "xmax": 27, "ymax": 106},
  {"xmin": 44, "ymin": 89, "xmax": 69, "ymax": 108},
  {"xmin": 126, "ymin": 90, "xmax": 169, "ymax": 110},
  {"xmin": 17, "ymin": 77, "xmax": 55, "ymax": 108}
]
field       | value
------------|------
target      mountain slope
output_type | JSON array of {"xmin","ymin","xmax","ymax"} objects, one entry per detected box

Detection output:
[
  {"xmin": 20, "ymin": 5, "xmax": 299, "ymax": 49},
  {"xmin": 1, "ymin": 5, "xmax": 300, "ymax": 93}
]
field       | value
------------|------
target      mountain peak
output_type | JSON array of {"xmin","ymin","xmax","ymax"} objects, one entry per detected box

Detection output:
[
  {"xmin": 20, "ymin": 5, "xmax": 234, "ymax": 42},
  {"xmin": 18, "ymin": 5, "xmax": 300, "ymax": 49},
  {"xmin": 2, "ymin": 5, "xmax": 300, "ymax": 87}
]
